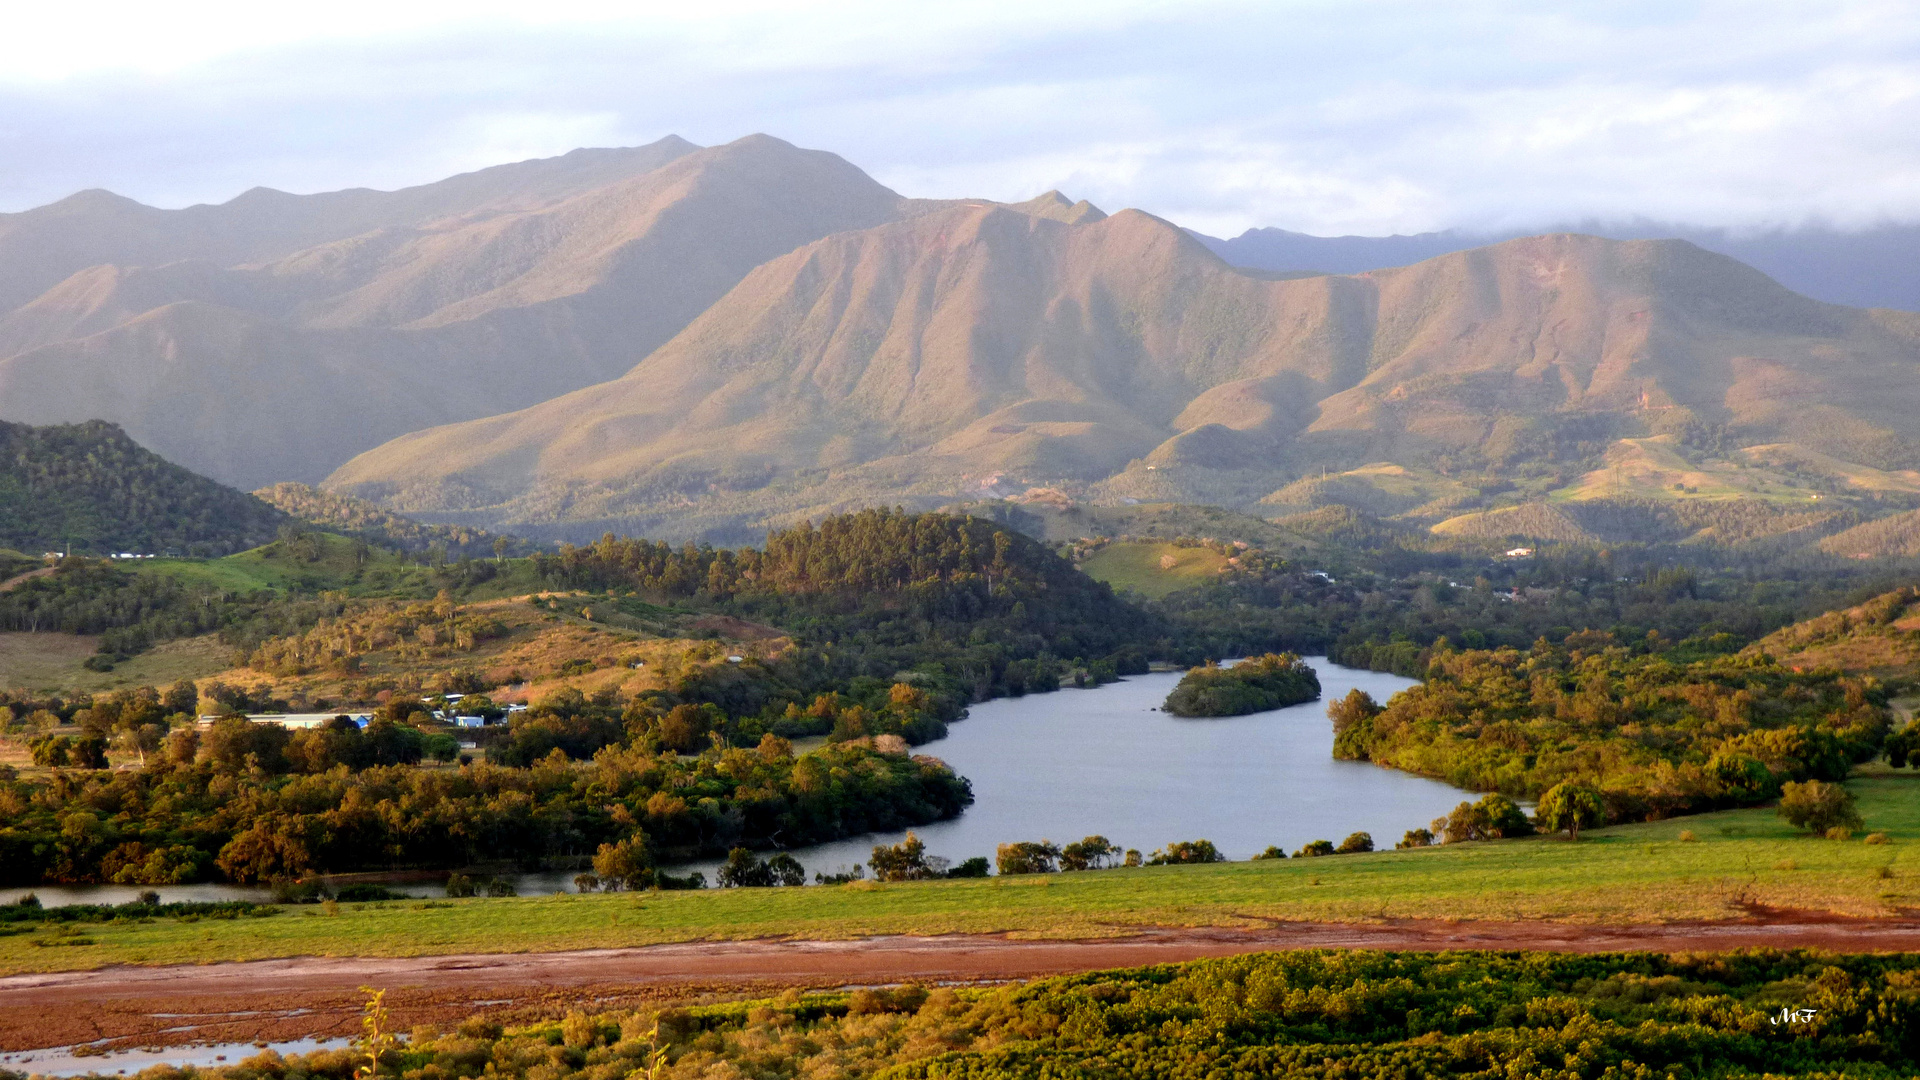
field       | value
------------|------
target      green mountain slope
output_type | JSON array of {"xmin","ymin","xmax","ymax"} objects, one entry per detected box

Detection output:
[{"xmin": 0, "ymin": 420, "xmax": 286, "ymax": 555}]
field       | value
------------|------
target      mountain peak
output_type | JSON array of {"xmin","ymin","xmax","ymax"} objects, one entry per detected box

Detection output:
[{"xmin": 1008, "ymin": 190, "xmax": 1107, "ymax": 224}]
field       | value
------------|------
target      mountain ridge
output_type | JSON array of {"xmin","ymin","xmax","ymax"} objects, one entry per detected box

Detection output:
[
  {"xmin": 0, "ymin": 135, "xmax": 955, "ymax": 489},
  {"xmin": 325, "ymin": 205, "xmax": 1920, "ymax": 543}
]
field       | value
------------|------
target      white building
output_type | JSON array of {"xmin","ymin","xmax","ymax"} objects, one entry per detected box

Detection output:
[{"xmin": 196, "ymin": 713, "xmax": 371, "ymax": 730}]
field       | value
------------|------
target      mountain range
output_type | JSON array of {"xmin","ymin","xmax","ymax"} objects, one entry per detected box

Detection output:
[
  {"xmin": 1197, "ymin": 222, "xmax": 1920, "ymax": 313},
  {"xmin": 0, "ymin": 135, "xmax": 956, "ymax": 490},
  {"xmin": 6, "ymin": 136, "xmax": 1920, "ymax": 545}
]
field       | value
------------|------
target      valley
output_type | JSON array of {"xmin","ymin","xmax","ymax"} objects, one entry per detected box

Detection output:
[{"xmin": 7, "ymin": 136, "xmax": 1920, "ymax": 1080}]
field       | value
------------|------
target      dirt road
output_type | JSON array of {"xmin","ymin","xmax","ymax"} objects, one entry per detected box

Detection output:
[{"xmin": 7, "ymin": 915, "xmax": 1920, "ymax": 1053}]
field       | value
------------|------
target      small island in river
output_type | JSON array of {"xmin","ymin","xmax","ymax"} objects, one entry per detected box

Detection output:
[{"xmin": 1162, "ymin": 652, "xmax": 1322, "ymax": 717}]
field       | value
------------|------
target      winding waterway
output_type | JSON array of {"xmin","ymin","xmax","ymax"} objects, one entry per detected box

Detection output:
[
  {"xmin": 1, "ymin": 657, "xmax": 1473, "ymax": 905},
  {"xmin": 687, "ymin": 656, "xmax": 1468, "ymax": 878}
]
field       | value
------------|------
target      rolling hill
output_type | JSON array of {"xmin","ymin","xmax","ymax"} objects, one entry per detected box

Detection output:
[
  {"xmin": 326, "ymin": 203, "xmax": 1920, "ymax": 542},
  {"xmin": 0, "ymin": 420, "xmax": 287, "ymax": 555},
  {"xmin": 0, "ymin": 135, "xmax": 950, "ymax": 489}
]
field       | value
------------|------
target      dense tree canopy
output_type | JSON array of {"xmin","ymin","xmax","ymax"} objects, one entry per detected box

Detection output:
[
  {"xmin": 1162, "ymin": 653, "xmax": 1320, "ymax": 717},
  {"xmin": 1334, "ymin": 640, "xmax": 1889, "ymax": 826},
  {"xmin": 0, "ymin": 731, "xmax": 969, "ymax": 886},
  {"xmin": 0, "ymin": 420, "xmax": 286, "ymax": 555}
]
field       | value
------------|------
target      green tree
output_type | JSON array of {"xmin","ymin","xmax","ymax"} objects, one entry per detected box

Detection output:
[
  {"xmin": 869, "ymin": 832, "xmax": 942, "ymax": 881},
  {"xmin": 1059, "ymin": 835, "xmax": 1121, "ymax": 871},
  {"xmin": 591, "ymin": 835, "xmax": 654, "ymax": 890},
  {"xmin": 1777, "ymin": 780, "xmax": 1863, "ymax": 836},
  {"xmin": 996, "ymin": 840, "xmax": 1062, "ymax": 875},
  {"xmin": 1534, "ymin": 781, "xmax": 1607, "ymax": 840},
  {"xmin": 1147, "ymin": 839, "xmax": 1224, "ymax": 865}
]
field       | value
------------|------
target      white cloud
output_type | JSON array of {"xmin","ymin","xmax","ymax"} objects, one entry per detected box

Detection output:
[{"xmin": 1, "ymin": 0, "xmax": 1917, "ymax": 234}]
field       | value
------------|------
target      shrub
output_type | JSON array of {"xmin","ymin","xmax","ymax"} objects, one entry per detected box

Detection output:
[
  {"xmin": 1294, "ymin": 839, "xmax": 1335, "ymax": 858},
  {"xmin": 870, "ymin": 833, "xmax": 941, "ymax": 881},
  {"xmin": 719, "ymin": 848, "xmax": 807, "ymax": 887},
  {"xmin": 1778, "ymin": 780, "xmax": 1863, "ymax": 836},
  {"xmin": 1397, "ymin": 829, "xmax": 1435, "ymax": 849},
  {"xmin": 1866, "ymin": 832, "xmax": 1892, "ymax": 845},
  {"xmin": 1146, "ymin": 840, "xmax": 1224, "ymax": 865},
  {"xmin": 1060, "ymin": 836, "xmax": 1122, "ymax": 871},
  {"xmin": 996, "ymin": 841, "xmax": 1062, "ymax": 875},
  {"xmin": 946, "ymin": 857, "xmax": 990, "ymax": 878},
  {"xmin": 1334, "ymin": 832, "xmax": 1374, "ymax": 854},
  {"xmin": 1252, "ymin": 846, "xmax": 1288, "ymax": 860},
  {"xmin": 592, "ymin": 836, "xmax": 654, "ymax": 891},
  {"xmin": 1677, "ymin": 830, "xmax": 1698, "ymax": 843},
  {"xmin": 1436, "ymin": 794, "xmax": 1534, "ymax": 843}
]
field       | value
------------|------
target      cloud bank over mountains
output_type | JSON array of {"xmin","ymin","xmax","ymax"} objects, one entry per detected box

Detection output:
[{"xmin": 4, "ymin": 0, "xmax": 1918, "ymax": 237}]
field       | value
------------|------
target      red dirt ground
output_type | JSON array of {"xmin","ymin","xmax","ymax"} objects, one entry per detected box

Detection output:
[{"xmin": 6, "ymin": 914, "xmax": 1920, "ymax": 1053}]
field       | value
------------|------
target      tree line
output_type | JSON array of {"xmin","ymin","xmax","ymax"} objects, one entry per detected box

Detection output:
[{"xmin": 1328, "ymin": 639, "xmax": 1889, "ymax": 828}]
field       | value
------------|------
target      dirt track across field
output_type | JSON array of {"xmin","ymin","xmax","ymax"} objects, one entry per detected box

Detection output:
[{"xmin": 7, "ymin": 914, "xmax": 1920, "ymax": 1053}]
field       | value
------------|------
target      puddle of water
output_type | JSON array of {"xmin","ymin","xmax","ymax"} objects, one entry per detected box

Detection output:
[{"xmin": 0, "ymin": 1039, "xmax": 349, "ymax": 1078}]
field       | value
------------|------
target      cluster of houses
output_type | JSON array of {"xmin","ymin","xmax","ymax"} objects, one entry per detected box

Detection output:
[{"xmin": 195, "ymin": 693, "xmax": 528, "ymax": 730}]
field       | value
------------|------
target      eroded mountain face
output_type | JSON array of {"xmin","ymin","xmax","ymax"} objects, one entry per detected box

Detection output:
[
  {"xmin": 9, "ymin": 136, "xmax": 1919, "ymax": 544},
  {"xmin": 0, "ymin": 135, "xmax": 938, "ymax": 489},
  {"xmin": 325, "ymin": 200, "xmax": 1920, "ymax": 543}
]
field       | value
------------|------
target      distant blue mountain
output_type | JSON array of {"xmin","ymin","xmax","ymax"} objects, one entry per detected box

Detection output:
[{"xmin": 1193, "ymin": 222, "xmax": 1920, "ymax": 312}]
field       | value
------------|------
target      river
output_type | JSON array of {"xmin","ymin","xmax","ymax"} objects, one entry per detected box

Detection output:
[{"xmin": 0, "ymin": 657, "xmax": 1472, "ymax": 904}]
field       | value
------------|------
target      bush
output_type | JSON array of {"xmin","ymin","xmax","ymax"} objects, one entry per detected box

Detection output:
[
  {"xmin": 946, "ymin": 857, "xmax": 990, "ymax": 878},
  {"xmin": 1334, "ymin": 832, "xmax": 1374, "ymax": 854},
  {"xmin": 996, "ymin": 841, "xmax": 1062, "ymax": 875},
  {"xmin": 1059, "ymin": 836, "xmax": 1121, "ymax": 871},
  {"xmin": 1435, "ymin": 793, "xmax": 1533, "ymax": 843},
  {"xmin": 1396, "ymin": 829, "xmax": 1435, "ymax": 849},
  {"xmin": 1294, "ymin": 839, "xmax": 1335, "ymax": 858},
  {"xmin": 718, "ymin": 848, "xmax": 806, "ymax": 887},
  {"xmin": 1146, "ymin": 839, "xmax": 1224, "ymax": 865},
  {"xmin": 869, "ymin": 833, "xmax": 941, "ymax": 881},
  {"xmin": 1778, "ymin": 780, "xmax": 1863, "ymax": 836},
  {"xmin": 1252, "ymin": 846, "xmax": 1288, "ymax": 860}
]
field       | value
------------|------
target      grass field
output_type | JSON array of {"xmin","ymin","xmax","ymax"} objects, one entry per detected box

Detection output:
[
  {"xmin": 1078, "ymin": 542, "xmax": 1230, "ymax": 598},
  {"xmin": 0, "ymin": 632, "xmax": 234, "ymax": 694},
  {"xmin": 1551, "ymin": 436, "xmax": 1818, "ymax": 504},
  {"xmin": 5, "ymin": 773, "xmax": 1918, "ymax": 976}
]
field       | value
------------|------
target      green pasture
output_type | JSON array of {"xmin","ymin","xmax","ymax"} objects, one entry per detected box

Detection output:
[
  {"xmin": 4, "ymin": 773, "xmax": 1918, "ymax": 976},
  {"xmin": 1078, "ymin": 541, "xmax": 1230, "ymax": 599}
]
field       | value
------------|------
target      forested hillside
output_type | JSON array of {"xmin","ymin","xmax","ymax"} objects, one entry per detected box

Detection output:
[
  {"xmin": 0, "ymin": 420, "xmax": 285, "ymax": 556},
  {"xmin": 539, "ymin": 509, "xmax": 1160, "ymax": 699},
  {"xmin": 1333, "ymin": 641, "xmax": 1888, "ymax": 824},
  {"xmin": 254, "ymin": 482, "xmax": 540, "ymax": 559}
]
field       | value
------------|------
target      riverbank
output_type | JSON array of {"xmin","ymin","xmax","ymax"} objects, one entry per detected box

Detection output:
[{"xmin": 4, "ymin": 773, "xmax": 1916, "ymax": 979}]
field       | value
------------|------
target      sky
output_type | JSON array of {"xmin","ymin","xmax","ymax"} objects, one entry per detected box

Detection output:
[{"xmin": 2, "ymin": 0, "xmax": 1917, "ymax": 237}]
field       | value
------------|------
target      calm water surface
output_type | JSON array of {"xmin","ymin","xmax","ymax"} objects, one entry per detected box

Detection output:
[
  {"xmin": 0, "ymin": 658, "xmax": 1470, "ymax": 904},
  {"xmin": 722, "ymin": 656, "xmax": 1467, "ymax": 877}
]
